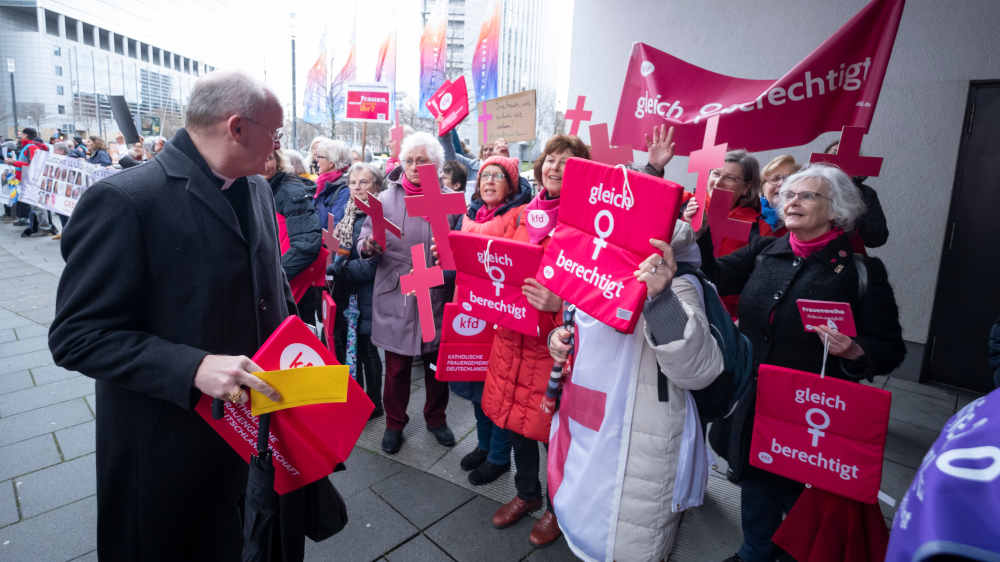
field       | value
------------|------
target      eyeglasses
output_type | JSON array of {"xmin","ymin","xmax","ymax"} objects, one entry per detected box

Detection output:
[
  {"xmin": 403, "ymin": 157, "xmax": 431, "ymax": 166},
  {"xmin": 709, "ymin": 169, "xmax": 745, "ymax": 184},
  {"xmin": 779, "ymin": 190, "xmax": 831, "ymax": 203},
  {"xmin": 349, "ymin": 178, "xmax": 372, "ymax": 186},
  {"xmin": 242, "ymin": 116, "xmax": 283, "ymax": 143},
  {"xmin": 764, "ymin": 174, "xmax": 789, "ymax": 185},
  {"xmin": 479, "ymin": 172, "xmax": 507, "ymax": 182}
]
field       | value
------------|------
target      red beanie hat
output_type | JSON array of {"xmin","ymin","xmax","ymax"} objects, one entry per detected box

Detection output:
[{"xmin": 478, "ymin": 156, "xmax": 521, "ymax": 192}]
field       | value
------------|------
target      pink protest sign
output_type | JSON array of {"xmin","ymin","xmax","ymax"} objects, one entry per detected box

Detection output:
[
  {"xmin": 427, "ymin": 76, "xmax": 470, "ymax": 136},
  {"xmin": 589, "ymin": 123, "xmax": 632, "ymax": 166},
  {"xmin": 565, "ymin": 95, "xmax": 592, "ymax": 136},
  {"xmin": 536, "ymin": 157, "xmax": 683, "ymax": 333},
  {"xmin": 404, "ymin": 164, "xmax": 466, "ymax": 270},
  {"xmin": 322, "ymin": 291, "xmax": 337, "ymax": 356},
  {"xmin": 749, "ymin": 364, "xmax": 891, "ymax": 504},
  {"xmin": 345, "ymin": 84, "xmax": 391, "ymax": 123},
  {"xmin": 399, "ymin": 244, "xmax": 445, "ymax": 342},
  {"xmin": 706, "ymin": 187, "xmax": 753, "ymax": 258},
  {"xmin": 797, "ymin": 299, "xmax": 858, "ymax": 337},
  {"xmin": 449, "ymin": 231, "xmax": 544, "ymax": 336},
  {"xmin": 354, "ymin": 195, "xmax": 401, "ymax": 249},
  {"xmin": 611, "ymin": 0, "xmax": 904, "ymax": 154},
  {"xmin": 322, "ymin": 212, "xmax": 339, "ymax": 268},
  {"xmin": 687, "ymin": 115, "xmax": 727, "ymax": 232},
  {"xmin": 435, "ymin": 303, "xmax": 496, "ymax": 382},
  {"xmin": 196, "ymin": 316, "xmax": 374, "ymax": 494},
  {"xmin": 809, "ymin": 125, "xmax": 883, "ymax": 178}
]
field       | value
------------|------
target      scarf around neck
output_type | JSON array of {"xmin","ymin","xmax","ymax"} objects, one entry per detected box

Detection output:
[
  {"xmin": 523, "ymin": 191, "xmax": 560, "ymax": 244},
  {"xmin": 760, "ymin": 196, "xmax": 781, "ymax": 229},
  {"xmin": 315, "ymin": 168, "xmax": 344, "ymax": 199},
  {"xmin": 400, "ymin": 172, "xmax": 422, "ymax": 196},
  {"xmin": 334, "ymin": 195, "xmax": 363, "ymax": 249},
  {"xmin": 789, "ymin": 227, "xmax": 844, "ymax": 258},
  {"xmin": 474, "ymin": 204, "xmax": 500, "ymax": 224}
]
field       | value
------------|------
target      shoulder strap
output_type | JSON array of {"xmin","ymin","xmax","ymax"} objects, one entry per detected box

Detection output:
[{"xmin": 853, "ymin": 254, "xmax": 868, "ymax": 300}]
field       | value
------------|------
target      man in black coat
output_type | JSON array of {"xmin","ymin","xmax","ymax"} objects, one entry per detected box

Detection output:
[{"xmin": 49, "ymin": 71, "xmax": 292, "ymax": 561}]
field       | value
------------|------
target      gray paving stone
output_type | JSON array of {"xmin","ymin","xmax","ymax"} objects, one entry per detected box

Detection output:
[
  {"xmin": 15, "ymin": 454, "xmax": 96, "ymax": 518},
  {"xmin": 19, "ymin": 307, "xmax": 55, "ymax": 325},
  {"xmin": 0, "ymin": 479, "xmax": 17, "ymax": 527},
  {"xmin": 0, "ymin": 348, "xmax": 54, "ymax": 375},
  {"xmin": 670, "ymin": 475, "xmax": 743, "ymax": 562},
  {"xmin": 956, "ymin": 390, "xmax": 983, "ymax": 412},
  {"xmin": 372, "ymin": 466, "xmax": 476, "ymax": 529},
  {"xmin": 13, "ymin": 324, "xmax": 48, "ymax": 341},
  {"xmin": 303, "ymin": 488, "xmax": 417, "ymax": 562},
  {"xmin": 55, "ymin": 421, "xmax": 95, "ymax": 460},
  {"xmin": 385, "ymin": 534, "xmax": 453, "ymax": 562},
  {"xmin": 69, "ymin": 550, "xmax": 98, "ymax": 562},
  {"xmin": 0, "ymin": 399, "xmax": 93, "ymax": 447},
  {"xmin": 888, "ymin": 388, "xmax": 954, "ymax": 432},
  {"xmin": 886, "ymin": 377, "xmax": 957, "ymax": 404},
  {"xmin": 30, "ymin": 364, "xmax": 79, "ymax": 385},
  {"xmin": 885, "ymin": 418, "xmax": 940, "ymax": 470},
  {"xmin": 0, "ymin": 496, "xmax": 96, "ymax": 561},
  {"xmin": 524, "ymin": 537, "xmax": 578, "ymax": 561},
  {"xmin": 0, "ymin": 312, "xmax": 35, "ymax": 330},
  {"xmin": 0, "ymin": 329, "xmax": 16, "ymax": 344},
  {"xmin": 880, "ymin": 459, "xmax": 916, "ymax": 520},
  {"xmin": 0, "ymin": 377, "xmax": 94, "ymax": 417},
  {"xmin": 0, "ymin": 370, "xmax": 32, "ymax": 393},
  {"xmin": 85, "ymin": 394, "xmax": 96, "ymax": 415},
  {"xmin": 425, "ymin": 496, "xmax": 536, "ymax": 562},
  {"xmin": 0, "ymin": 335, "xmax": 50, "ymax": 359},
  {"xmin": 0, "ymin": 435, "xmax": 61, "ymax": 480},
  {"xmin": 333, "ymin": 448, "xmax": 407, "ymax": 499}
]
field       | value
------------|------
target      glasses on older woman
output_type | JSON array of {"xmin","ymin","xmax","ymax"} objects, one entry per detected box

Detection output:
[
  {"xmin": 479, "ymin": 172, "xmax": 507, "ymax": 182},
  {"xmin": 779, "ymin": 189, "xmax": 831, "ymax": 203}
]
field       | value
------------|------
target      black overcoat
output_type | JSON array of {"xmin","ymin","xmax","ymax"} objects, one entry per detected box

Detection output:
[{"xmin": 49, "ymin": 129, "xmax": 295, "ymax": 561}]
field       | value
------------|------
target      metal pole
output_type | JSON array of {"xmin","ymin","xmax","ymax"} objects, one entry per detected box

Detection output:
[
  {"xmin": 291, "ymin": 35, "xmax": 297, "ymax": 150},
  {"xmin": 91, "ymin": 51, "xmax": 103, "ymax": 138},
  {"xmin": 9, "ymin": 72, "xmax": 17, "ymax": 136},
  {"xmin": 361, "ymin": 122, "xmax": 367, "ymax": 160}
]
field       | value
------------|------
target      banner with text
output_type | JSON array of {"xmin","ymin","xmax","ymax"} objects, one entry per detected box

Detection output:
[
  {"xmin": 749, "ymin": 364, "xmax": 891, "ymax": 504},
  {"xmin": 536, "ymin": 158, "xmax": 683, "ymax": 333},
  {"xmin": 436, "ymin": 303, "xmax": 495, "ymax": 382},
  {"xmin": 426, "ymin": 75, "xmax": 470, "ymax": 136},
  {"xmin": 479, "ymin": 90, "xmax": 537, "ymax": 144},
  {"xmin": 612, "ymin": 0, "xmax": 905, "ymax": 154},
  {"xmin": 22, "ymin": 151, "xmax": 118, "ymax": 216},
  {"xmin": 345, "ymin": 83, "xmax": 391, "ymax": 123}
]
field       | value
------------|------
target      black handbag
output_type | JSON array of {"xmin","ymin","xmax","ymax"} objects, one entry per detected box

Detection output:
[{"xmin": 708, "ymin": 377, "xmax": 757, "ymax": 484}]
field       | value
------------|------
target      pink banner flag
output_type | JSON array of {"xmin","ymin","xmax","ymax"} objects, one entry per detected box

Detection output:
[{"xmin": 612, "ymin": 0, "xmax": 905, "ymax": 154}]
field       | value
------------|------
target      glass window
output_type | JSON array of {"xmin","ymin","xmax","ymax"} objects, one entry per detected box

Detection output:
[
  {"xmin": 55, "ymin": 65, "xmax": 63, "ymax": 76},
  {"xmin": 54, "ymin": 46, "xmax": 61, "ymax": 56},
  {"xmin": 58, "ymin": 105, "xmax": 65, "ymax": 115},
  {"xmin": 57, "ymin": 85, "xmax": 64, "ymax": 95}
]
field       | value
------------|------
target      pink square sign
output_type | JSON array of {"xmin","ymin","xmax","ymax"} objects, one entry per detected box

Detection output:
[{"xmin": 797, "ymin": 299, "xmax": 857, "ymax": 337}]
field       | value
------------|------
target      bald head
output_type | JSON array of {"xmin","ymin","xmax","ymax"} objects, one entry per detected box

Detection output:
[{"xmin": 185, "ymin": 71, "xmax": 278, "ymax": 132}]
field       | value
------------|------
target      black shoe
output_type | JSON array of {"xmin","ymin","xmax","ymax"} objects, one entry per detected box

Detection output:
[
  {"xmin": 368, "ymin": 407, "xmax": 384, "ymax": 421},
  {"xmin": 460, "ymin": 448, "xmax": 488, "ymax": 471},
  {"xmin": 46, "ymin": 226, "xmax": 58, "ymax": 236},
  {"xmin": 722, "ymin": 555, "xmax": 744, "ymax": 562},
  {"xmin": 428, "ymin": 425, "xmax": 456, "ymax": 447},
  {"xmin": 20, "ymin": 228, "xmax": 34, "ymax": 238},
  {"xmin": 381, "ymin": 428, "xmax": 404, "ymax": 454},
  {"xmin": 468, "ymin": 461, "xmax": 510, "ymax": 485}
]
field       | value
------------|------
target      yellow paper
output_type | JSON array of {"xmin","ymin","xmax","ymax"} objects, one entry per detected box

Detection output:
[{"xmin": 250, "ymin": 365, "xmax": 350, "ymax": 416}]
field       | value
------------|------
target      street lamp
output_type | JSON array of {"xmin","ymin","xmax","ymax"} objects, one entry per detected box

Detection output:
[
  {"xmin": 6, "ymin": 58, "xmax": 17, "ymax": 137},
  {"xmin": 290, "ymin": 12, "xmax": 298, "ymax": 150}
]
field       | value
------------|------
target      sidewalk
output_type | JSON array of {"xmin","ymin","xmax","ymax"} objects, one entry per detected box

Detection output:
[{"xmin": 0, "ymin": 222, "xmax": 982, "ymax": 561}]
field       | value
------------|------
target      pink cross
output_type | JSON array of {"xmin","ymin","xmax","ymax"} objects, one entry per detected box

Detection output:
[
  {"xmin": 321, "ymin": 212, "xmax": 340, "ymax": 267},
  {"xmin": 548, "ymin": 376, "xmax": 607, "ymax": 498},
  {"xmin": 404, "ymin": 164, "xmax": 466, "ymax": 270},
  {"xmin": 687, "ymin": 115, "xmax": 728, "ymax": 232},
  {"xmin": 809, "ymin": 126, "xmax": 883, "ymax": 178},
  {"xmin": 399, "ymin": 244, "xmax": 444, "ymax": 342},
  {"xmin": 354, "ymin": 195, "xmax": 401, "ymax": 249},
  {"xmin": 478, "ymin": 106, "xmax": 493, "ymax": 145},
  {"xmin": 706, "ymin": 188, "xmax": 753, "ymax": 258},
  {"xmin": 564, "ymin": 95, "xmax": 592, "ymax": 137},
  {"xmin": 588, "ymin": 123, "xmax": 632, "ymax": 166},
  {"xmin": 390, "ymin": 110, "xmax": 404, "ymax": 158}
]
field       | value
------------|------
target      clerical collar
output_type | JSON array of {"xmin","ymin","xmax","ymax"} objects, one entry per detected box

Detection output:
[{"xmin": 212, "ymin": 170, "xmax": 236, "ymax": 191}]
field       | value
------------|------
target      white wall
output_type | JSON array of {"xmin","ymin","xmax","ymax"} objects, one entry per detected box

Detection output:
[{"xmin": 567, "ymin": 0, "xmax": 1000, "ymax": 343}]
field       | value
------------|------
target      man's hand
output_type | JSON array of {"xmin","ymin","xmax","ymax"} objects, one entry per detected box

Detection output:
[
  {"xmin": 194, "ymin": 354, "xmax": 281, "ymax": 404},
  {"xmin": 522, "ymin": 278, "xmax": 562, "ymax": 312},
  {"xmin": 644, "ymin": 124, "xmax": 676, "ymax": 173}
]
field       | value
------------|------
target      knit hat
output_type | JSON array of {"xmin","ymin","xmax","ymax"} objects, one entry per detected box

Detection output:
[
  {"xmin": 478, "ymin": 156, "xmax": 520, "ymax": 193},
  {"xmin": 20, "ymin": 127, "xmax": 38, "ymax": 140}
]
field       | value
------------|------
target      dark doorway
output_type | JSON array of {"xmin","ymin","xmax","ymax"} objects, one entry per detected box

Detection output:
[{"xmin": 924, "ymin": 81, "xmax": 1000, "ymax": 392}]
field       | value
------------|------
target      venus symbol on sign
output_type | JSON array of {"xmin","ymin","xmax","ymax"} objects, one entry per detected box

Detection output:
[
  {"xmin": 591, "ymin": 210, "xmax": 614, "ymax": 260},
  {"xmin": 806, "ymin": 407, "xmax": 830, "ymax": 447}
]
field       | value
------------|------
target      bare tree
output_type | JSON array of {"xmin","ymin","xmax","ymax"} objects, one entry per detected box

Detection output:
[{"xmin": 18, "ymin": 103, "xmax": 47, "ymax": 131}]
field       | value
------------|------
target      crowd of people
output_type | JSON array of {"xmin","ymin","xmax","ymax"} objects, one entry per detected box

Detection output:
[{"xmin": 48, "ymin": 69, "xmax": 978, "ymax": 562}]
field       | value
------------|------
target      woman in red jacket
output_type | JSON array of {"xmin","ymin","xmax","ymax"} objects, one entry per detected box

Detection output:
[{"xmin": 480, "ymin": 134, "xmax": 590, "ymax": 547}]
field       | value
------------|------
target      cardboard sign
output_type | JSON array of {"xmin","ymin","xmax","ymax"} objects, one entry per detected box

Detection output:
[
  {"xmin": 436, "ymin": 303, "xmax": 496, "ymax": 382},
  {"xmin": 536, "ymin": 157, "xmax": 683, "ymax": 333},
  {"xmin": 749, "ymin": 364, "xmax": 891, "ymax": 504},
  {"xmin": 797, "ymin": 299, "xmax": 858, "ymax": 337},
  {"xmin": 426, "ymin": 76, "xmax": 470, "ymax": 136},
  {"xmin": 196, "ymin": 316, "xmax": 374, "ymax": 494},
  {"xmin": 450, "ymin": 231, "xmax": 544, "ymax": 336},
  {"xmin": 478, "ymin": 90, "xmax": 536, "ymax": 144},
  {"xmin": 345, "ymin": 83, "xmax": 391, "ymax": 123}
]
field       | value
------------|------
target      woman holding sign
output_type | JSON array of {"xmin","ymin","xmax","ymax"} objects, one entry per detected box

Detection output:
[
  {"xmin": 714, "ymin": 164, "xmax": 905, "ymax": 562},
  {"xmin": 480, "ymin": 135, "xmax": 590, "ymax": 547}
]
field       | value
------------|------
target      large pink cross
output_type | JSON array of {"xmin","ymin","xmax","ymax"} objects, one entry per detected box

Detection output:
[
  {"xmin": 687, "ymin": 115, "xmax": 727, "ymax": 232},
  {"xmin": 548, "ymin": 376, "xmax": 607, "ymax": 498},
  {"xmin": 706, "ymin": 188, "xmax": 753, "ymax": 258},
  {"xmin": 354, "ymin": 195, "xmax": 401, "ymax": 249},
  {"xmin": 478, "ymin": 105, "xmax": 493, "ymax": 145},
  {"xmin": 321, "ymin": 212, "xmax": 340, "ymax": 267},
  {"xmin": 404, "ymin": 164, "xmax": 466, "ymax": 270},
  {"xmin": 390, "ymin": 110, "xmax": 404, "ymax": 159},
  {"xmin": 809, "ymin": 126, "xmax": 883, "ymax": 178},
  {"xmin": 588, "ymin": 123, "xmax": 632, "ymax": 166},
  {"xmin": 399, "ymin": 244, "xmax": 444, "ymax": 342},
  {"xmin": 564, "ymin": 95, "xmax": 592, "ymax": 137}
]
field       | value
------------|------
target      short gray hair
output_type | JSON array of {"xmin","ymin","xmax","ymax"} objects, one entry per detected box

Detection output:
[
  {"xmin": 400, "ymin": 131, "xmax": 444, "ymax": 171},
  {"xmin": 185, "ymin": 71, "xmax": 275, "ymax": 131},
  {"xmin": 52, "ymin": 141, "xmax": 69, "ymax": 155},
  {"xmin": 347, "ymin": 162, "xmax": 385, "ymax": 193},
  {"xmin": 778, "ymin": 164, "xmax": 867, "ymax": 230},
  {"xmin": 316, "ymin": 139, "xmax": 352, "ymax": 170},
  {"xmin": 283, "ymin": 150, "xmax": 307, "ymax": 175}
]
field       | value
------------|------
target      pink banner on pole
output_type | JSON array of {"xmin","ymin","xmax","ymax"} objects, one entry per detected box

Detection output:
[
  {"xmin": 749, "ymin": 364, "xmax": 891, "ymax": 504},
  {"xmin": 797, "ymin": 299, "xmax": 858, "ymax": 337},
  {"xmin": 612, "ymin": 0, "xmax": 905, "ymax": 155},
  {"xmin": 536, "ymin": 158, "xmax": 683, "ymax": 333},
  {"xmin": 435, "ymin": 303, "xmax": 496, "ymax": 382},
  {"xmin": 450, "ymin": 231, "xmax": 544, "ymax": 336}
]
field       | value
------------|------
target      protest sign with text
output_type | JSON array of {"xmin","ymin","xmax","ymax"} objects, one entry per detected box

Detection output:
[
  {"xmin": 435, "ymin": 303, "xmax": 496, "ymax": 382},
  {"xmin": 478, "ymin": 90, "xmax": 536, "ymax": 144},
  {"xmin": 536, "ymin": 158, "xmax": 683, "ymax": 333},
  {"xmin": 345, "ymin": 83, "xmax": 392, "ymax": 123},
  {"xmin": 749, "ymin": 364, "xmax": 891, "ymax": 503},
  {"xmin": 612, "ymin": 0, "xmax": 904, "ymax": 154},
  {"xmin": 196, "ymin": 316, "xmax": 374, "ymax": 494},
  {"xmin": 797, "ymin": 299, "xmax": 857, "ymax": 337},
  {"xmin": 450, "ymin": 231, "xmax": 543, "ymax": 336},
  {"xmin": 426, "ymin": 75, "xmax": 470, "ymax": 136},
  {"xmin": 21, "ymin": 151, "xmax": 117, "ymax": 216}
]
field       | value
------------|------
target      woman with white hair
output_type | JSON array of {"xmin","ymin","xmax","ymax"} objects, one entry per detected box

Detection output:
[
  {"xmin": 713, "ymin": 164, "xmax": 906, "ymax": 562},
  {"xmin": 313, "ymin": 139, "xmax": 353, "ymax": 230},
  {"xmin": 359, "ymin": 131, "xmax": 459, "ymax": 455}
]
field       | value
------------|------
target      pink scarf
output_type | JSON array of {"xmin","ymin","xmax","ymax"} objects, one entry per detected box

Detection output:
[
  {"xmin": 400, "ymin": 172, "xmax": 422, "ymax": 196},
  {"xmin": 523, "ymin": 191, "xmax": 560, "ymax": 244},
  {"xmin": 474, "ymin": 204, "xmax": 500, "ymax": 224},
  {"xmin": 789, "ymin": 227, "xmax": 844, "ymax": 258},
  {"xmin": 314, "ymin": 168, "xmax": 345, "ymax": 199}
]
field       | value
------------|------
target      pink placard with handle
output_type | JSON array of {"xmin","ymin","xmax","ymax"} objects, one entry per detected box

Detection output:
[{"xmin": 797, "ymin": 299, "xmax": 857, "ymax": 337}]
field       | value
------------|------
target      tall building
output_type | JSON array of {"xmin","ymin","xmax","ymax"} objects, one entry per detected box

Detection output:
[{"xmin": 0, "ymin": 1, "xmax": 218, "ymax": 141}]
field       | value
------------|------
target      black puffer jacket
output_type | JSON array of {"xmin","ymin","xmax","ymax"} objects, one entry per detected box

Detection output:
[
  {"xmin": 269, "ymin": 172, "xmax": 321, "ymax": 280},
  {"xmin": 328, "ymin": 213, "xmax": 377, "ymax": 335}
]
